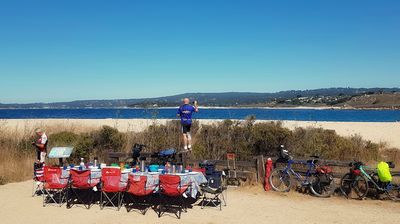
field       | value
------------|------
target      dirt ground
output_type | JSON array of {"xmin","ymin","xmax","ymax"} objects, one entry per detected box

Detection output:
[{"xmin": 0, "ymin": 181, "xmax": 399, "ymax": 224}]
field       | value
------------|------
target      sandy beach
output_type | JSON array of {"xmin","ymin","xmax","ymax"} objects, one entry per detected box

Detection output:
[
  {"xmin": 0, "ymin": 181, "xmax": 399, "ymax": 224},
  {"xmin": 1, "ymin": 119, "xmax": 400, "ymax": 149}
]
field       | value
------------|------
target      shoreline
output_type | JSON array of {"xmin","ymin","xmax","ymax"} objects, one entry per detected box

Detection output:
[{"xmin": 1, "ymin": 118, "xmax": 400, "ymax": 149}]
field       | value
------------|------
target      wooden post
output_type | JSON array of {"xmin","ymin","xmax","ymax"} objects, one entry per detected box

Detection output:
[
  {"xmin": 261, "ymin": 155, "xmax": 265, "ymax": 178},
  {"xmin": 256, "ymin": 155, "xmax": 265, "ymax": 184}
]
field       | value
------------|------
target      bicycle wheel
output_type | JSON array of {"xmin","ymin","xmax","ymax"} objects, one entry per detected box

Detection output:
[
  {"xmin": 269, "ymin": 169, "xmax": 292, "ymax": 192},
  {"xmin": 340, "ymin": 173, "xmax": 369, "ymax": 199},
  {"xmin": 386, "ymin": 174, "xmax": 400, "ymax": 201},
  {"xmin": 310, "ymin": 173, "xmax": 336, "ymax": 198}
]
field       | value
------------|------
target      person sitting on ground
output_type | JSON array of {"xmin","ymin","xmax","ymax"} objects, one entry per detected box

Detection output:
[
  {"xmin": 32, "ymin": 128, "xmax": 48, "ymax": 164},
  {"xmin": 177, "ymin": 98, "xmax": 199, "ymax": 152}
]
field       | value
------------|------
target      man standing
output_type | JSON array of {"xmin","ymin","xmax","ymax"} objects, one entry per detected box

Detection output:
[
  {"xmin": 177, "ymin": 98, "xmax": 199, "ymax": 152},
  {"xmin": 32, "ymin": 128, "xmax": 48, "ymax": 163}
]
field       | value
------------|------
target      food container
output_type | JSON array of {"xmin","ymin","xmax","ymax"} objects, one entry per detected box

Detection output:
[{"xmin": 149, "ymin": 164, "xmax": 160, "ymax": 172}]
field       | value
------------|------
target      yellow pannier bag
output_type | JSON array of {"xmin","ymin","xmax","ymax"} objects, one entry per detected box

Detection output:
[{"xmin": 377, "ymin": 162, "xmax": 392, "ymax": 182}]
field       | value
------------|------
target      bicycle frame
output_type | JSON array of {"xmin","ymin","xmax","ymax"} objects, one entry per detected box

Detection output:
[
  {"xmin": 359, "ymin": 165, "xmax": 394, "ymax": 192},
  {"xmin": 282, "ymin": 159, "xmax": 316, "ymax": 184}
]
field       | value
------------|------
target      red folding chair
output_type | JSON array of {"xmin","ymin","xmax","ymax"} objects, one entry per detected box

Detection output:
[
  {"xmin": 42, "ymin": 166, "xmax": 68, "ymax": 207},
  {"xmin": 157, "ymin": 175, "xmax": 190, "ymax": 219},
  {"xmin": 100, "ymin": 168, "xmax": 126, "ymax": 211},
  {"xmin": 125, "ymin": 175, "xmax": 156, "ymax": 215},
  {"xmin": 32, "ymin": 162, "xmax": 45, "ymax": 197},
  {"xmin": 67, "ymin": 169, "xmax": 98, "ymax": 209}
]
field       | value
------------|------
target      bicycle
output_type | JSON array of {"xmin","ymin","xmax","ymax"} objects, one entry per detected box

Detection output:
[
  {"xmin": 340, "ymin": 161, "xmax": 400, "ymax": 201},
  {"xmin": 269, "ymin": 148, "xmax": 336, "ymax": 198}
]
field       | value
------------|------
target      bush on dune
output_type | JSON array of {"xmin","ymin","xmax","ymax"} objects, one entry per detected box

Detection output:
[
  {"xmin": 49, "ymin": 131, "xmax": 79, "ymax": 146},
  {"xmin": 128, "ymin": 120, "xmax": 199, "ymax": 154},
  {"xmin": 92, "ymin": 125, "xmax": 126, "ymax": 152},
  {"xmin": 290, "ymin": 128, "xmax": 380, "ymax": 161}
]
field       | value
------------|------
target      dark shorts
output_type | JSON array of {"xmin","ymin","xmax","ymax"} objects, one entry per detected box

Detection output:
[{"xmin": 182, "ymin": 124, "xmax": 192, "ymax": 134}]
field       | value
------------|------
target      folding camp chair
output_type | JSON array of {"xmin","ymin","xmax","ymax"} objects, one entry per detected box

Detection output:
[
  {"xmin": 125, "ymin": 175, "xmax": 156, "ymax": 215},
  {"xmin": 67, "ymin": 169, "xmax": 98, "ymax": 209},
  {"xmin": 42, "ymin": 166, "xmax": 68, "ymax": 207},
  {"xmin": 200, "ymin": 171, "xmax": 227, "ymax": 210},
  {"xmin": 157, "ymin": 175, "xmax": 190, "ymax": 219},
  {"xmin": 100, "ymin": 168, "xmax": 126, "ymax": 211},
  {"xmin": 32, "ymin": 162, "xmax": 45, "ymax": 197}
]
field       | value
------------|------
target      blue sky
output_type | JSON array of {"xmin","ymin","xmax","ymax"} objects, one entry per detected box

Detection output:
[{"xmin": 0, "ymin": 0, "xmax": 399, "ymax": 103}]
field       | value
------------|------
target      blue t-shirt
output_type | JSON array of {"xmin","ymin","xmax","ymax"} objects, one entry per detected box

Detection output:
[{"xmin": 177, "ymin": 104, "xmax": 196, "ymax": 125}]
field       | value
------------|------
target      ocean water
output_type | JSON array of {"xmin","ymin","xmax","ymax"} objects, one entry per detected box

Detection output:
[{"xmin": 0, "ymin": 108, "xmax": 399, "ymax": 122}]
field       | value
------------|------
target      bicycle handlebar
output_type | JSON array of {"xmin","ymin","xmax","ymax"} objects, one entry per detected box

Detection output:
[{"xmin": 348, "ymin": 161, "xmax": 365, "ymax": 168}]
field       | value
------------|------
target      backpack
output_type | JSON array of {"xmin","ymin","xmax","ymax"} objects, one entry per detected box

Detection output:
[{"xmin": 377, "ymin": 162, "xmax": 392, "ymax": 183}]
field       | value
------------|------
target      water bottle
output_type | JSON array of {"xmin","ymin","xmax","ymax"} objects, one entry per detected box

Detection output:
[
  {"xmin": 179, "ymin": 164, "xmax": 184, "ymax": 173},
  {"xmin": 165, "ymin": 163, "xmax": 170, "ymax": 174},
  {"xmin": 141, "ymin": 160, "xmax": 146, "ymax": 172},
  {"xmin": 80, "ymin": 158, "xmax": 85, "ymax": 170},
  {"xmin": 94, "ymin": 158, "xmax": 98, "ymax": 168}
]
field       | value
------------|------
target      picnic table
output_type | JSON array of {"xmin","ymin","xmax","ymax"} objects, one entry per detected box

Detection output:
[
  {"xmin": 130, "ymin": 172, "xmax": 208, "ymax": 198},
  {"xmin": 59, "ymin": 167, "xmax": 207, "ymax": 198}
]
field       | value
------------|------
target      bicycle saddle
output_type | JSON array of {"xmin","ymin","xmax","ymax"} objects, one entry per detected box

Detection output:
[
  {"xmin": 386, "ymin": 161, "xmax": 395, "ymax": 169},
  {"xmin": 307, "ymin": 159, "xmax": 319, "ymax": 164}
]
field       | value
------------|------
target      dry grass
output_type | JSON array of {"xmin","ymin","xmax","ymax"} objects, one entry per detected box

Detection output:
[
  {"xmin": 0, "ymin": 121, "xmax": 35, "ymax": 184},
  {"xmin": 0, "ymin": 121, "xmax": 98, "ymax": 184},
  {"xmin": 0, "ymin": 150, "xmax": 34, "ymax": 184}
]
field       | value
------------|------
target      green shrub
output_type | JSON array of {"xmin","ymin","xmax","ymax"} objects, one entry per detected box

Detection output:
[
  {"xmin": 93, "ymin": 126, "xmax": 126, "ymax": 152},
  {"xmin": 6, "ymin": 120, "xmax": 396, "ymax": 166},
  {"xmin": 194, "ymin": 120, "xmax": 292, "ymax": 160},
  {"xmin": 251, "ymin": 122, "xmax": 292, "ymax": 157},
  {"xmin": 49, "ymin": 131, "xmax": 79, "ymax": 147},
  {"xmin": 71, "ymin": 133, "xmax": 95, "ymax": 161},
  {"xmin": 289, "ymin": 128, "xmax": 380, "ymax": 161},
  {"xmin": 129, "ymin": 120, "xmax": 199, "ymax": 153}
]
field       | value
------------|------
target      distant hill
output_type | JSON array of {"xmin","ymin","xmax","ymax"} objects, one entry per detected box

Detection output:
[
  {"xmin": 1, "ymin": 87, "xmax": 399, "ymax": 109},
  {"xmin": 339, "ymin": 93, "xmax": 400, "ymax": 109}
]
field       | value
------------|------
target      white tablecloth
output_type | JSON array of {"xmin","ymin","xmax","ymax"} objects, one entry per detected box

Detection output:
[{"xmin": 59, "ymin": 168, "xmax": 207, "ymax": 198}]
